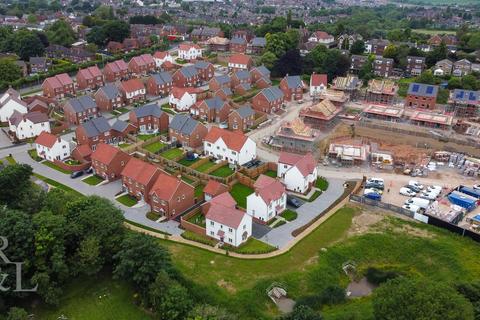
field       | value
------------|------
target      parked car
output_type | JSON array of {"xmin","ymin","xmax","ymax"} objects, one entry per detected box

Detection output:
[
  {"xmin": 399, "ymin": 187, "xmax": 416, "ymax": 197},
  {"xmin": 364, "ymin": 192, "xmax": 381, "ymax": 201},
  {"xmin": 473, "ymin": 184, "xmax": 480, "ymax": 191},
  {"xmin": 404, "ymin": 184, "xmax": 421, "ymax": 193},
  {"xmin": 84, "ymin": 167, "xmax": 93, "ymax": 174},
  {"xmin": 404, "ymin": 197, "xmax": 430, "ymax": 209},
  {"xmin": 365, "ymin": 187, "xmax": 383, "ymax": 195},
  {"xmin": 419, "ymin": 191, "xmax": 439, "ymax": 200},
  {"xmin": 427, "ymin": 185, "xmax": 442, "ymax": 193},
  {"xmin": 408, "ymin": 180, "xmax": 424, "ymax": 190},
  {"xmin": 366, "ymin": 177, "xmax": 385, "ymax": 185},
  {"xmin": 287, "ymin": 196, "xmax": 302, "ymax": 208},
  {"xmin": 70, "ymin": 171, "xmax": 84, "ymax": 179},
  {"xmin": 402, "ymin": 204, "xmax": 421, "ymax": 214},
  {"xmin": 365, "ymin": 182, "xmax": 385, "ymax": 190}
]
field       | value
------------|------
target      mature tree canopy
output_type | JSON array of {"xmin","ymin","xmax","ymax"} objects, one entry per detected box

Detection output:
[
  {"xmin": 260, "ymin": 51, "xmax": 278, "ymax": 70},
  {"xmin": 272, "ymin": 49, "xmax": 302, "ymax": 77},
  {"xmin": 0, "ymin": 59, "xmax": 22, "ymax": 83},
  {"xmin": 46, "ymin": 19, "xmax": 77, "ymax": 47},
  {"xmin": 350, "ymin": 40, "xmax": 365, "ymax": 55}
]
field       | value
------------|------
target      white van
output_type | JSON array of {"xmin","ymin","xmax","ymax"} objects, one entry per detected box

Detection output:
[
  {"xmin": 367, "ymin": 177, "xmax": 385, "ymax": 185},
  {"xmin": 404, "ymin": 197, "xmax": 430, "ymax": 209},
  {"xmin": 402, "ymin": 203, "xmax": 421, "ymax": 214},
  {"xmin": 408, "ymin": 180, "xmax": 424, "ymax": 190}
]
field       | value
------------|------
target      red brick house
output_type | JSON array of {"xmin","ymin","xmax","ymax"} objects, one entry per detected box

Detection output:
[
  {"xmin": 128, "ymin": 54, "xmax": 156, "ymax": 76},
  {"xmin": 250, "ymin": 66, "xmax": 271, "ymax": 88},
  {"xmin": 229, "ymin": 37, "xmax": 247, "ymax": 53},
  {"xmin": 107, "ymin": 41, "xmax": 123, "ymax": 54},
  {"xmin": 103, "ymin": 60, "xmax": 129, "ymax": 83},
  {"xmin": 146, "ymin": 72, "xmax": 173, "ymax": 96},
  {"xmin": 94, "ymin": 84, "xmax": 124, "ymax": 112},
  {"xmin": 228, "ymin": 53, "xmax": 253, "ymax": 71},
  {"xmin": 129, "ymin": 103, "xmax": 169, "ymax": 133},
  {"xmin": 252, "ymin": 86, "xmax": 284, "ymax": 114},
  {"xmin": 405, "ymin": 83, "xmax": 438, "ymax": 109},
  {"xmin": 63, "ymin": 96, "xmax": 99, "ymax": 125},
  {"xmin": 279, "ymin": 75, "xmax": 306, "ymax": 101},
  {"xmin": 91, "ymin": 143, "xmax": 131, "ymax": 182},
  {"xmin": 173, "ymin": 65, "xmax": 200, "ymax": 88},
  {"xmin": 77, "ymin": 65, "xmax": 103, "ymax": 91},
  {"xmin": 42, "ymin": 73, "xmax": 75, "ymax": 99},
  {"xmin": 228, "ymin": 105, "xmax": 255, "ymax": 132},
  {"xmin": 121, "ymin": 157, "xmax": 160, "ymax": 201},
  {"xmin": 209, "ymin": 75, "xmax": 231, "ymax": 92},
  {"xmin": 203, "ymin": 180, "xmax": 228, "ymax": 201},
  {"xmin": 169, "ymin": 114, "xmax": 208, "ymax": 148},
  {"xmin": 190, "ymin": 97, "xmax": 231, "ymax": 123},
  {"xmin": 231, "ymin": 70, "xmax": 252, "ymax": 87},
  {"xmin": 194, "ymin": 61, "xmax": 215, "ymax": 83},
  {"xmin": 75, "ymin": 116, "xmax": 135, "ymax": 150},
  {"xmin": 119, "ymin": 79, "xmax": 146, "ymax": 105},
  {"xmin": 149, "ymin": 173, "xmax": 195, "ymax": 219},
  {"xmin": 122, "ymin": 38, "xmax": 139, "ymax": 52}
]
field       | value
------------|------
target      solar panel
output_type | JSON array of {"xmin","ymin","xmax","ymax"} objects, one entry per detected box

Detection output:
[
  {"xmin": 456, "ymin": 90, "xmax": 464, "ymax": 99},
  {"xmin": 469, "ymin": 92, "xmax": 476, "ymax": 101},
  {"xmin": 426, "ymin": 86, "xmax": 434, "ymax": 95},
  {"xmin": 412, "ymin": 84, "xmax": 420, "ymax": 93}
]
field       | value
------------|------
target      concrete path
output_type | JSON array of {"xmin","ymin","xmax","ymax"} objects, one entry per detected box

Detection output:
[{"xmin": 259, "ymin": 178, "xmax": 346, "ymax": 247}]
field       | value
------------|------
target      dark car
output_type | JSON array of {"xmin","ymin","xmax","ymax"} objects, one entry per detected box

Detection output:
[
  {"xmin": 404, "ymin": 184, "xmax": 421, "ymax": 193},
  {"xmin": 287, "ymin": 196, "xmax": 302, "ymax": 208},
  {"xmin": 365, "ymin": 182, "xmax": 384, "ymax": 190},
  {"xmin": 84, "ymin": 167, "xmax": 93, "ymax": 174},
  {"xmin": 364, "ymin": 192, "xmax": 381, "ymax": 201},
  {"xmin": 70, "ymin": 170, "xmax": 84, "ymax": 179}
]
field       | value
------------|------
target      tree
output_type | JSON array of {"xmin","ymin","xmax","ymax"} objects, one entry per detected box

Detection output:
[
  {"xmin": 0, "ymin": 59, "xmax": 22, "ymax": 83},
  {"xmin": 265, "ymin": 32, "xmax": 289, "ymax": 57},
  {"xmin": 189, "ymin": 304, "xmax": 238, "ymax": 320},
  {"xmin": 7, "ymin": 307, "xmax": 29, "ymax": 320},
  {"xmin": 467, "ymin": 32, "xmax": 480, "ymax": 50},
  {"xmin": 448, "ymin": 77, "xmax": 463, "ymax": 90},
  {"xmin": 282, "ymin": 305, "xmax": 323, "ymax": 320},
  {"xmin": 46, "ymin": 19, "xmax": 76, "ymax": 47},
  {"xmin": 260, "ymin": 51, "xmax": 278, "ymax": 70},
  {"xmin": 154, "ymin": 282, "xmax": 193, "ymax": 320},
  {"xmin": 383, "ymin": 44, "xmax": 398, "ymax": 60},
  {"xmin": 426, "ymin": 42, "xmax": 447, "ymax": 67},
  {"xmin": 416, "ymin": 70, "xmax": 436, "ymax": 85},
  {"xmin": 273, "ymin": 49, "xmax": 302, "ymax": 77},
  {"xmin": 16, "ymin": 32, "xmax": 45, "ymax": 61},
  {"xmin": 350, "ymin": 40, "xmax": 365, "ymax": 55},
  {"xmin": 75, "ymin": 236, "xmax": 103, "ymax": 275},
  {"xmin": 373, "ymin": 278, "xmax": 474, "ymax": 320},
  {"xmin": 101, "ymin": 20, "xmax": 130, "ymax": 44},
  {"xmin": 0, "ymin": 164, "xmax": 34, "ymax": 206},
  {"xmin": 462, "ymin": 75, "xmax": 479, "ymax": 91},
  {"xmin": 285, "ymin": 29, "xmax": 299, "ymax": 50}
]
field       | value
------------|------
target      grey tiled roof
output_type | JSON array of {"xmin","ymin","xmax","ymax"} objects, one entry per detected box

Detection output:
[
  {"xmin": 230, "ymin": 37, "xmax": 247, "ymax": 45},
  {"xmin": 169, "ymin": 114, "xmax": 199, "ymax": 135},
  {"xmin": 204, "ymin": 97, "xmax": 226, "ymax": 111},
  {"xmin": 194, "ymin": 61, "xmax": 211, "ymax": 70},
  {"xmin": 111, "ymin": 119, "xmax": 129, "ymax": 132},
  {"xmin": 98, "ymin": 84, "xmax": 120, "ymax": 100},
  {"xmin": 81, "ymin": 117, "xmax": 111, "ymax": 138},
  {"xmin": 252, "ymin": 65, "xmax": 270, "ymax": 77},
  {"xmin": 235, "ymin": 105, "xmax": 254, "ymax": 118},
  {"xmin": 285, "ymin": 75, "xmax": 303, "ymax": 89},
  {"xmin": 214, "ymin": 75, "xmax": 230, "ymax": 85},
  {"xmin": 67, "ymin": 95, "xmax": 96, "ymax": 113},
  {"xmin": 262, "ymin": 86, "xmax": 284, "ymax": 102},
  {"xmin": 251, "ymin": 37, "xmax": 266, "ymax": 47},
  {"xmin": 151, "ymin": 72, "xmax": 172, "ymax": 85},
  {"xmin": 180, "ymin": 65, "xmax": 198, "ymax": 78},
  {"xmin": 133, "ymin": 103, "xmax": 163, "ymax": 118},
  {"xmin": 234, "ymin": 70, "xmax": 250, "ymax": 80}
]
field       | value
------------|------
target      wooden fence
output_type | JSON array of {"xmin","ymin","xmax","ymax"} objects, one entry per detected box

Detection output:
[
  {"xmin": 53, "ymin": 159, "xmax": 91, "ymax": 172},
  {"xmin": 180, "ymin": 207, "xmax": 206, "ymax": 236}
]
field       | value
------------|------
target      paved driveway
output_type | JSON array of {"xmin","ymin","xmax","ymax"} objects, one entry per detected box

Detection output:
[{"xmin": 259, "ymin": 178, "xmax": 346, "ymax": 248}]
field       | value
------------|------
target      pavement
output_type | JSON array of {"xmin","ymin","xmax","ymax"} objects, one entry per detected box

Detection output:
[{"xmin": 259, "ymin": 178, "xmax": 346, "ymax": 248}]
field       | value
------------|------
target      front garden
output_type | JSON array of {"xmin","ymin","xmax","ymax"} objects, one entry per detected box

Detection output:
[
  {"xmin": 82, "ymin": 175, "xmax": 104, "ymax": 186},
  {"xmin": 116, "ymin": 194, "xmax": 138, "ymax": 207}
]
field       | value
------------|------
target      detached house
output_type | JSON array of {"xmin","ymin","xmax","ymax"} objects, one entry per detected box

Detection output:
[
  {"xmin": 169, "ymin": 87, "xmax": 200, "ymax": 111},
  {"xmin": 169, "ymin": 114, "xmax": 207, "ymax": 148},
  {"xmin": 228, "ymin": 104, "xmax": 255, "ymax": 132},
  {"xmin": 250, "ymin": 65, "xmax": 271, "ymax": 89},
  {"xmin": 203, "ymin": 180, "xmax": 228, "ymax": 201},
  {"xmin": 204, "ymin": 127, "xmax": 256, "ymax": 165},
  {"xmin": 246, "ymin": 174, "xmax": 287, "ymax": 224},
  {"xmin": 209, "ymin": 75, "xmax": 231, "ymax": 92},
  {"xmin": 129, "ymin": 103, "xmax": 169, "ymax": 134},
  {"xmin": 63, "ymin": 96, "xmax": 99, "ymax": 125},
  {"xmin": 91, "ymin": 143, "xmax": 131, "ymax": 182},
  {"xmin": 42, "ymin": 73, "xmax": 75, "ymax": 99},
  {"xmin": 149, "ymin": 173, "xmax": 195, "ymax": 219},
  {"xmin": 146, "ymin": 72, "xmax": 173, "ymax": 96},
  {"xmin": 406, "ymin": 56, "xmax": 426, "ymax": 76},
  {"xmin": 34, "ymin": 131, "xmax": 70, "ymax": 161},
  {"xmin": 0, "ymin": 88, "xmax": 28, "ymax": 122},
  {"xmin": 75, "ymin": 116, "xmax": 134, "ymax": 149},
  {"xmin": 119, "ymin": 79, "xmax": 146, "ymax": 105},
  {"xmin": 194, "ymin": 61, "xmax": 215, "ymax": 83},
  {"xmin": 280, "ymin": 75, "xmax": 306, "ymax": 102},
  {"xmin": 178, "ymin": 43, "xmax": 203, "ymax": 61},
  {"xmin": 308, "ymin": 31, "xmax": 334, "ymax": 45},
  {"xmin": 121, "ymin": 157, "xmax": 160, "ymax": 202},
  {"xmin": 278, "ymin": 152, "xmax": 318, "ymax": 194},
  {"xmin": 29, "ymin": 56, "xmax": 49, "ymax": 74},
  {"xmin": 173, "ymin": 65, "xmax": 200, "ymax": 88},
  {"xmin": 228, "ymin": 53, "xmax": 253, "ymax": 71},
  {"xmin": 405, "ymin": 82, "xmax": 438, "ymax": 109},
  {"xmin": 103, "ymin": 59, "xmax": 129, "ymax": 83},
  {"xmin": 128, "ymin": 54, "xmax": 156, "ymax": 76},
  {"xmin": 230, "ymin": 37, "xmax": 247, "ymax": 53},
  {"xmin": 310, "ymin": 73, "xmax": 328, "ymax": 97},
  {"xmin": 9, "ymin": 111, "xmax": 50, "ymax": 140},
  {"xmin": 191, "ymin": 96, "xmax": 231, "ymax": 123},
  {"xmin": 153, "ymin": 51, "xmax": 174, "ymax": 69},
  {"xmin": 205, "ymin": 192, "xmax": 252, "ymax": 247},
  {"xmin": 252, "ymin": 86, "xmax": 284, "ymax": 114},
  {"xmin": 94, "ymin": 84, "xmax": 124, "ymax": 112},
  {"xmin": 77, "ymin": 65, "xmax": 104, "ymax": 90},
  {"xmin": 247, "ymin": 37, "xmax": 266, "ymax": 55},
  {"xmin": 448, "ymin": 89, "xmax": 479, "ymax": 118}
]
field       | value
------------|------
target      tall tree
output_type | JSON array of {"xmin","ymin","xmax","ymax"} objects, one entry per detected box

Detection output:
[
  {"xmin": 0, "ymin": 164, "xmax": 33, "ymax": 206},
  {"xmin": 260, "ymin": 51, "xmax": 278, "ymax": 70},
  {"xmin": 46, "ymin": 19, "xmax": 76, "ymax": 47},
  {"xmin": 273, "ymin": 49, "xmax": 302, "ymax": 77},
  {"xmin": 16, "ymin": 32, "xmax": 45, "ymax": 61},
  {"xmin": 0, "ymin": 59, "xmax": 22, "ymax": 83},
  {"xmin": 350, "ymin": 40, "xmax": 365, "ymax": 55}
]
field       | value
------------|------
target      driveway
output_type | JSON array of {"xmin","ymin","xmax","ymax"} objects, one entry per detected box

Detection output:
[{"xmin": 259, "ymin": 178, "xmax": 346, "ymax": 248}]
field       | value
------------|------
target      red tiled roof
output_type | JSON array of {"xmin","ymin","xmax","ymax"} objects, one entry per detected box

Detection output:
[
  {"xmin": 253, "ymin": 174, "xmax": 286, "ymax": 204},
  {"xmin": 55, "ymin": 73, "xmax": 73, "ymax": 85},
  {"xmin": 278, "ymin": 152, "xmax": 316, "ymax": 177},
  {"xmin": 170, "ymin": 86, "xmax": 200, "ymax": 99},
  {"xmin": 120, "ymin": 79, "xmax": 145, "ymax": 93},
  {"xmin": 154, "ymin": 51, "xmax": 170, "ymax": 59},
  {"xmin": 313, "ymin": 31, "xmax": 332, "ymax": 40},
  {"xmin": 130, "ymin": 54, "xmax": 154, "ymax": 67},
  {"xmin": 210, "ymin": 191, "xmax": 236, "ymax": 208},
  {"xmin": 149, "ymin": 172, "xmax": 191, "ymax": 200},
  {"xmin": 228, "ymin": 53, "xmax": 252, "ymax": 65},
  {"xmin": 74, "ymin": 144, "xmax": 92, "ymax": 158},
  {"xmin": 106, "ymin": 59, "xmax": 128, "ymax": 73},
  {"xmin": 78, "ymin": 65, "xmax": 102, "ymax": 80},
  {"xmin": 121, "ymin": 157, "xmax": 159, "ymax": 185},
  {"xmin": 179, "ymin": 43, "xmax": 201, "ymax": 51},
  {"xmin": 91, "ymin": 143, "xmax": 128, "ymax": 165},
  {"xmin": 203, "ymin": 180, "xmax": 227, "ymax": 196},
  {"xmin": 310, "ymin": 73, "xmax": 327, "ymax": 87},
  {"xmin": 34, "ymin": 131, "xmax": 58, "ymax": 148},
  {"xmin": 206, "ymin": 201, "xmax": 246, "ymax": 229},
  {"xmin": 204, "ymin": 127, "xmax": 249, "ymax": 152}
]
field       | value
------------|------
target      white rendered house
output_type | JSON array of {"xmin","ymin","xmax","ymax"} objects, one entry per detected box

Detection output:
[
  {"xmin": 35, "ymin": 131, "xmax": 71, "ymax": 161},
  {"xmin": 203, "ymin": 127, "xmax": 256, "ymax": 165},
  {"xmin": 153, "ymin": 51, "xmax": 174, "ymax": 68},
  {"xmin": 310, "ymin": 74, "xmax": 328, "ymax": 97},
  {"xmin": 278, "ymin": 152, "xmax": 318, "ymax": 194},
  {"xmin": 0, "ymin": 88, "xmax": 28, "ymax": 122},
  {"xmin": 178, "ymin": 44, "xmax": 203, "ymax": 60},
  {"xmin": 246, "ymin": 175, "xmax": 287, "ymax": 223},
  {"xmin": 169, "ymin": 87, "xmax": 198, "ymax": 111},
  {"xmin": 9, "ymin": 111, "xmax": 50, "ymax": 140}
]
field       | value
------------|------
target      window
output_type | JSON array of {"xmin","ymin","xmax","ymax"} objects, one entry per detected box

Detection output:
[
  {"xmin": 210, "ymin": 221, "xmax": 214, "ymax": 226},
  {"xmin": 228, "ymin": 238, "xmax": 232, "ymax": 243},
  {"xmin": 210, "ymin": 231, "xmax": 214, "ymax": 236},
  {"xmin": 228, "ymin": 228, "xmax": 233, "ymax": 233}
]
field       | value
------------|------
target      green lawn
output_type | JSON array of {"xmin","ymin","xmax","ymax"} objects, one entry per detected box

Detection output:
[
  {"xmin": 82, "ymin": 175, "xmax": 104, "ymax": 186},
  {"xmin": 194, "ymin": 184, "xmax": 205, "ymax": 198},
  {"xmin": 144, "ymin": 141, "xmax": 166, "ymax": 153},
  {"xmin": 195, "ymin": 160, "xmax": 216, "ymax": 173},
  {"xmin": 181, "ymin": 230, "xmax": 216, "ymax": 247},
  {"xmin": 28, "ymin": 149, "xmax": 42, "ymax": 162},
  {"xmin": 412, "ymin": 29, "xmax": 456, "ymax": 35},
  {"xmin": 307, "ymin": 190, "xmax": 322, "ymax": 202},
  {"xmin": 146, "ymin": 211, "xmax": 161, "ymax": 221},
  {"xmin": 32, "ymin": 273, "xmax": 150, "ymax": 320},
  {"xmin": 263, "ymin": 170, "xmax": 277, "ymax": 178},
  {"xmin": 33, "ymin": 173, "xmax": 84, "ymax": 197},
  {"xmin": 187, "ymin": 211, "xmax": 206, "ymax": 228},
  {"xmin": 229, "ymin": 183, "xmax": 254, "ymax": 208},
  {"xmin": 177, "ymin": 157, "xmax": 200, "ymax": 167},
  {"xmin": 5, "ymin": 155, "xmax": 16, "ymax": 164},
  {"xmin": 210, "ymin": 165, "xmax": 235, "ymax": 177},
  {"xmin": 315, "ymin": 177, "xmax": 329, "ymax": 191},
  {"xmin": 280, "ymin": 209, "xmax": 297, "ymax": 221},
  {"xmin": 65, "ymin": 159, "xmax": 81, "ymax": 165},
  {"xmin": 160, "ymin": 148, "xmax": 183, "ymax": 160},
  {"xmin": 273, "ymin": 219, "xmax": 287, "ymax": 228},
  {"xmin": 43, "ymin": 161, "xmax": 71, "ymax": 174},
  {"xmin": 229, "ymin": 238, "xmax": 277, "ymax": 254},
  {"xmin": 116, "ymin": 194, "xmax": 138, "ymax": 207},
  {"xmin": 118, "ymin": 143, "xmax": 132, "ymax": 149},
  {"xmin": 181, "ymin": 175, "xmax": 195, "ymax": 184},
  {"xmin": 137, "ymin": 133, "xmax": 158, "ymax": 141}
]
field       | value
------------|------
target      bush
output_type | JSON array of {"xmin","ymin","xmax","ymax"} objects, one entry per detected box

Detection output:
[
  {"xmin": 365, "ymin": 267, "xmax": 401, "ymax": 286},
  {"xmin": 295, "ymin": 285, "xmax": 345, "ymax": 309}
]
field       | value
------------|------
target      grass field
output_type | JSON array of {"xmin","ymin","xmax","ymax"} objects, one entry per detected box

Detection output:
[
  {"xmin": 137, "ymin": 133, "xmax": 158, "ymax": 141},
  {"xmin": 144, "ymin": 141, "xmax": 166, "ymax": 153},
  {"xmin": 210, "ymin": 165, "xmax": 235, "ymax": 177},
  {"xmin": 83, "ymin": 175, "xmax": 104, "ymax": 186},
  {"xmin": 194, "ymin": 184, "xmax": 205, "ymax": 198},
  {"xmin": 229, "ymin": 183, "xmax": 254, "ymax": 208},
  {"xmin": 263, "ymin": 170, "xmax": 277, "ymax": 178},
  {"xmin": 177, "ymin": 157, "xmax": 199, "ymax": 167},
  {"xmin": 160, "ymin": 148, "xmax": 183, "ymax": 160},
  {"xmin": 195, "ymin": 161, "xmax": 216, "ymax": 172},
  {"xmin": 280, "ymin": 209, "xmax": 298, "ymax": 221},
  {"xmin": 229, "ymin": 238, "xmax": 277, "ymax": 254},
  {"xmin": 315, "ymin": 177, "xmax": 329, "ymax": 191},
  {"xmin": 118, "ymin": 143, "xmax": 131, "ymax": 149},
  {"xmin": 43, "ymin": 161, "xmax": 71, "ymax": 174},
  {"xmin": 33, "ymin": 173, "xmax": 84, "ymax": 197},
  {"xmin": 412, "ymin": 28, "xmax": 457, "ymax": 35},
  {"xmin": 28, "ymin": 149, "xmax": 42, "ymax": 161},
  {"xmin": 116, "ymin": 194, "xmax": 138, "ymax": 207},
  {"xmin": 181, "ymin": 175, "xmax": 195, "ymax": 185}
]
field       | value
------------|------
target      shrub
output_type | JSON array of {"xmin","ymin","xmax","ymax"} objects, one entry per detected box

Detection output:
[{"xmin": 365, "ymin": 267, "xmax": 401, "ymax": 286}]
